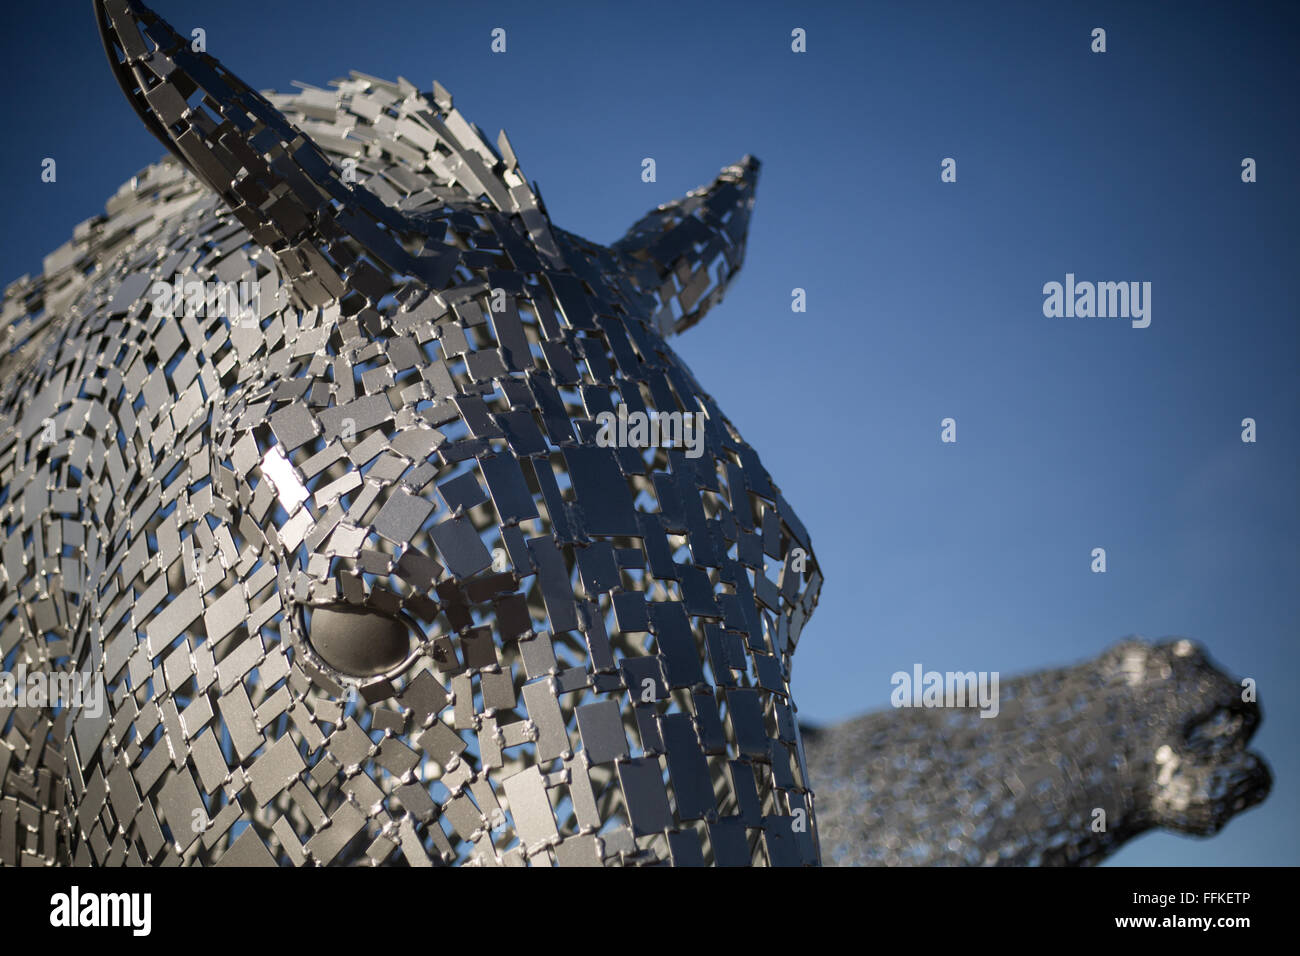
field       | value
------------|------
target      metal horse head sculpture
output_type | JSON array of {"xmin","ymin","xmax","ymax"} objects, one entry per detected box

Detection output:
[
  {"xmin": 0, "ymin": 0, "xmax": 821, "ymax": 865},
  {"xmin": 2, "ymin": 2, "xmax": 1270, "ymax": 870}
]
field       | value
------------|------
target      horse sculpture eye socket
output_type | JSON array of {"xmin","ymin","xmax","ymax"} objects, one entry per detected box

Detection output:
[{"xmin": 305, "ymin": 605, "xmax": 413, "ymax": 677}]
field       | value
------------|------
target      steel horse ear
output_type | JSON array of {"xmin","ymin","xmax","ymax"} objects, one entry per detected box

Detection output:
[{"xmin": 0, "ymin": 0, "xmax": 821, "ymax": 866}]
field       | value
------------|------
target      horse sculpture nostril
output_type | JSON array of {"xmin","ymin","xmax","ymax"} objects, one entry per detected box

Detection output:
[
  {"xmin": 1184, "ymin": 707, "xmax": 1246, "ymax": 757},
  {"xmin": 305, "ymin": 604, "xmax": 413, "ymax": 678}
]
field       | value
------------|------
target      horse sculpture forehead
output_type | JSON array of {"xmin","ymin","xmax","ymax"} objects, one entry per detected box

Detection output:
[{"xmin": 0, "ymin": 0, "xmax": 821, "ymax": 866}]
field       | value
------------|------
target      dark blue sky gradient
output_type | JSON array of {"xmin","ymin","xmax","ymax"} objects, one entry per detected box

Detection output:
[{"xmin": 1, "ymin": 0, "xmax": 1295, "ymax": 865}]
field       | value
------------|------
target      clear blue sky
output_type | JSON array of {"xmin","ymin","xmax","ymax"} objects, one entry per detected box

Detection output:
[{"xmin": 1, "ymin": 0, "xmax": 1295, "ymax": 865}]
